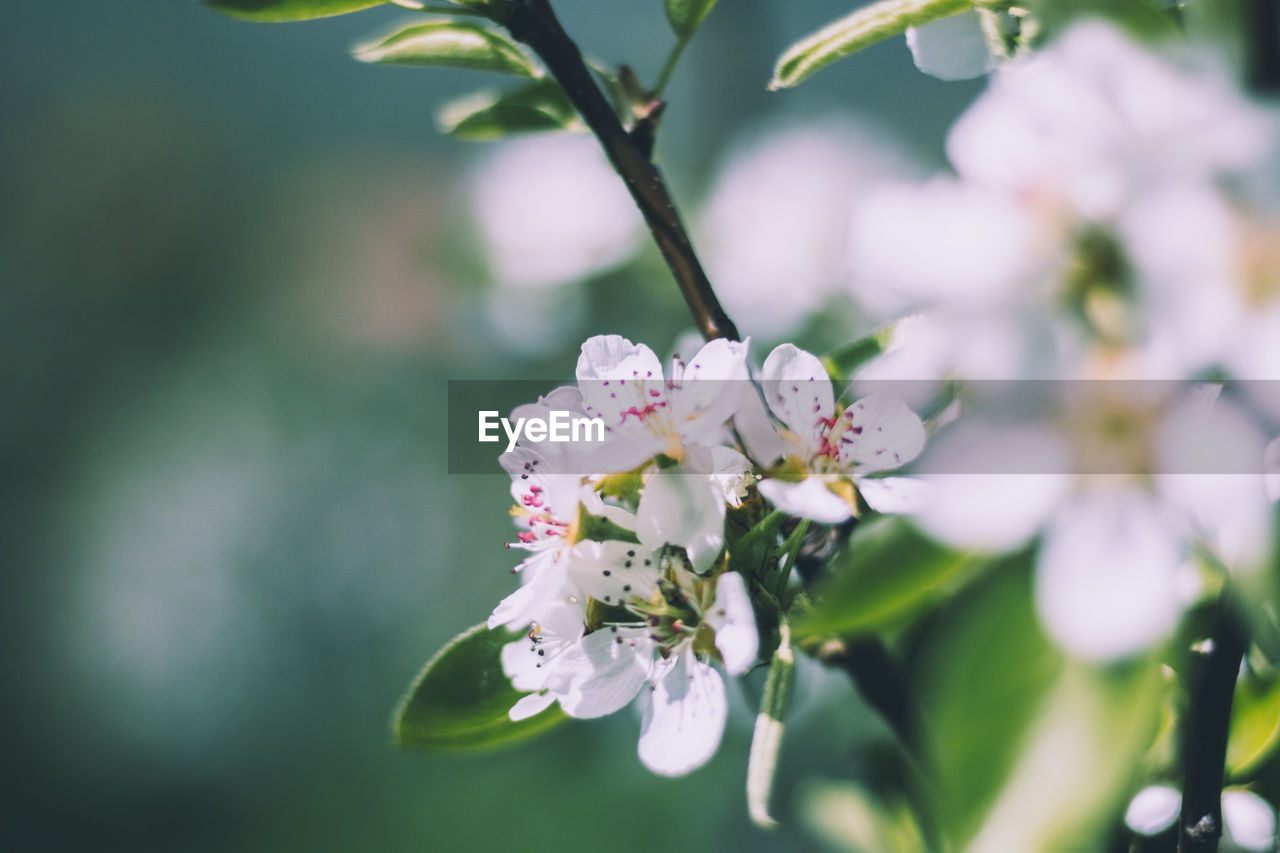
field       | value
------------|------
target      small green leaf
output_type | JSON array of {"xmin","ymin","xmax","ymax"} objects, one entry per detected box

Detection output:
[
  {"xmin": 438, "ymin": 79, "xmax": 579, "ymax": 140},
  {"xmin": 793, "ymin": 516, "xmax": 988, "ymax": 639},
  {"xmin": 664, "ymin": 0, "xmax": 719, "ymax": 39},
  {"xmin": 1228, "ymin": 669, "xmax": 1280, "ymax": 777},
  {"xmin": 203, "ymin": 0, "xmax": 387, "ymax": 21},
  {"xmin": 393, "ymin": 623, "xmax": 566, "ymax": 751},
  {"xmin": 355, "ymin": 20, "xmax": 541, "ymax": 77},
  {"xmin": 770, "ymin": 0, "xmax": 974, "ymax": 90}
]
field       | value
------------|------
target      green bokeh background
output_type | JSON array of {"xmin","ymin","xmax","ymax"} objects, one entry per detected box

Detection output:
[{"xmin": 0, "ymin": 2, "xmax": 980, "ymax": 849}]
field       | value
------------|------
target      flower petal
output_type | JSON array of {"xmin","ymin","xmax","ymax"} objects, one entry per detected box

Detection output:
[
  {"xmin": 509, "ymin": 690, "xmax": 556, "ymax": 722},
  {"xmin": 706, "ymin": 572, "xmax": 758, "ymax": 675},
  {"xmin": 576, "ymin": 334, "xmax": 667, "ymax": 429},
  {"xmin": 1223, "ymin": 789, "xmax": 1277, "ymax": 852},
  {"xmin": 758, "ymin": 477, "xmax": 853, "ymax": 524},
  {"xmin": 636, "ymin": 473, "xmax": 726, "ymax": 573},
  {"xmin": 1124, "ymin": 785, "xmax": 1181, "ymax": 836},
  {"xmin": 840, "ymin": 393, "xmax": 927, "ymax": 474},
  {"xmin": 668, "ymin": 338, "xmax": 751, "ymax": 444},
  {"xmin": 559, "ymin": 628, "xmax": 653, "ymax": 719},
  {"xmin": 637, "ymin": 651, "xmax": 728, "ymax": 776},
  {"xmin": 761, "ymin": 344, "xmax": 834, "ymax": 445},
  {"xmin": 567, "ymin": 539, "xmax": 661, "ymax": 606},
  {"xmin": 906, "ymin": 10, "xmax": 995, "ymax": 82},
  {"xmin": 858, "ymin": 476, "xmax": 927, "ymax": 514},
  {"xmin": 1036, "ymin": 487, "xmax": 1184, "ymax": 662}
]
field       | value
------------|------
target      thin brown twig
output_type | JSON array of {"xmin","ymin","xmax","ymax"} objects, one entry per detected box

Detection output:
[{"xmin": 499, "ymin": 0, "xmax": 739, "ymax": 342}]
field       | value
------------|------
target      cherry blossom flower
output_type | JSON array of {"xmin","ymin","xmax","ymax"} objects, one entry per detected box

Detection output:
[
  {"xmin": 575, "ymin": 334, "xmax": 751, "ymax": 473},
  {"xmin": 754, "ymin": 343, "xmax": 926, "ymax": 523}
]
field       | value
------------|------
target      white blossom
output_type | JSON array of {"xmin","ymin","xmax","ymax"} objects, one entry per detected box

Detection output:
[{"xmin": 755, "ymin": 344, "xmax": 926, "ymax": 523}]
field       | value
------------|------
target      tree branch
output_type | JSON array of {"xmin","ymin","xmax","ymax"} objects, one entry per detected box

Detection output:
[
  {"xmin": 499, "ymin": 0, "xmax": 739, "ymax": 342},
  {"xmin": 1245, "ymin": 0, "xmax": 1280, "ymax": 93},
  {"xmin": 1177, "ymin": 594, "xmax": 1249, "ymax": 853}
]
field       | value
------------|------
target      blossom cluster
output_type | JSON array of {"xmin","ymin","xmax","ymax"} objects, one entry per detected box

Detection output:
[
  {"xmin": 480, "ymin": 18, "xmax": 1280, "ymax": 782},
  {"xmin": 488, "ymin": 334, "xmax": 925, "ymax": 774}
]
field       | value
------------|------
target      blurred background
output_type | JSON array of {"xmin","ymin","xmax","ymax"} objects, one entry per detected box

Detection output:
[{"xmin": 0, "ymin": 2, "xmax": 982, "ymax": 850}]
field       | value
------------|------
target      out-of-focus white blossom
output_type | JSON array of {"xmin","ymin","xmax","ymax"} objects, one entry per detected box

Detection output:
[
  {"xmin": 906, "ymin": 9, "xmax": 996, "ymax": 81},
  {"xmin": 1125, "ymin": 786, "xmax": 1277, "ymax": 852},
  {"xmin": 470, "ymin": 134, "xmax": 644, "ymax": 291},
  {"xmin": 700, "ymin": 123, "xmax": 914, "ymax": 339},
  {"xmin": 915, "ymin": 388, "xmax": 1271, "ymax": 661}
]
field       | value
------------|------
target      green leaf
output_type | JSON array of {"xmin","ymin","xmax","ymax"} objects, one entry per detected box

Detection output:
[
  {"xmin": 664, "ymin": 0, "xmax": 719, "ymax": 39},
  {"xmin": 202, "ymin": 0, "xmax": 387, "ymax": 21},
  {"xmin": 1227, "ymin": 669, "xmax": 1280, "ymax": 777},
  {"xmin": 793, "ymin": 516, "xmax": 988, "ymax": 639},
  {"xmin": 770, "ymin": 0, "xmax": 973, "ymax": 90},
  {"xmin": 393, "ymin": 623, "xmax": 567, "ymax": 751},
  {"xmin": 354, "ymin": 20, "xmax": 541, "ymax": 77},
  {"xmin": 913, "ymin": 565, "xmax": 1162, "ymax": 851},
  {"xmin": 438, "ymin": 79, "xmax": 579, "ymax": 140}
]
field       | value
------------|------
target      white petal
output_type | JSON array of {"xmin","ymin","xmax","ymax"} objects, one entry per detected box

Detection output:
[
  {"xmin": 669, "ymin": 338, "xmax": 751, "ymax": 444},
  {"xmin": 637, "ymin": 651, "xmax": 728, "ymax": 776},
  {"xmin": 1156, "ymin": 394, "xmax": 1272, "ymax": 568},
  {"xmin": 1124, "ymin": 785, "xmax": 1181, "ymax": 836},
  {"xmin": 848, "ymin": 180, "xmax": 1034, "ymax": 314},
  {"xmin": 683, "ymin": 445, "xmax": 757, "ymax": 508},
  {"xmin": 636, "ymin": 473, "xmax": 726, "ymax": 573},
  {"xmin": 840, "ymin": 393, "xmax": 927, "ymax": 474},
  {"xmin": 559, "ymin": 628, "xmax": 653, "ymax": 719},
  {"xmin": 509, "ymin": 690, "xmax": 556, "ymax": 722},
  {"xmin": 733, "ymin": 385, "xmax": 790, "ymax": 467},
  {"xmin": 1036, "ymin": 488, "xmax": 1184, "ymax": 662},
  {"xmin": 1223, "ymin": 789, "xmax": 1277, "ymax": 852},
  {"xmin": 761, "ymin": 344, "xmax": 834, "ymax": 445},
  {"xmin": 566, "ymin": 539, "xmax": 661, "ymax": 605},
  {"xmin": 576, "ymin": 334, "xmax": 667, "ymax": 430},
  {"xmin": 915, "ymin": 424, "xmax": 1072, "ymax": 552},
  {"xmin": 906, "ymin": 10, "xmax": 995, "ymax": 82},
  {"xmin": 758, "ymin": 477, "xmax": 853, "ymax": 524},
  {"xmin": 489, "ymin": 580, "xmax": 540, "ymax": 631},
  {"xmin": 707, "ymin": 572, "xmax": 758, "ymax": 675},
  {"xmin": 858, "ymin": 476, "xmax": 927, "ymax": 514},
  {"xmin": 501, "ymin": 635, "xmax": 547, "ymax": 692}
]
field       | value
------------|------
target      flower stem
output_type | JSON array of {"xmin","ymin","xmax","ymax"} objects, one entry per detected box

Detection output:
[
  {"xmin": 747, "ymin": 621, "xmax": 796, "ymax": 829},
  {"xmin": 1177, "ymin": 591, "xmax": 1249, "ymax": 853},
  {"xmin": 653, "ymin": 35, "xmax": 690, "ymax": 98},
  {"xmin": 500, "ymin": 0, "xmax": 740, "ymax": 342}
]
